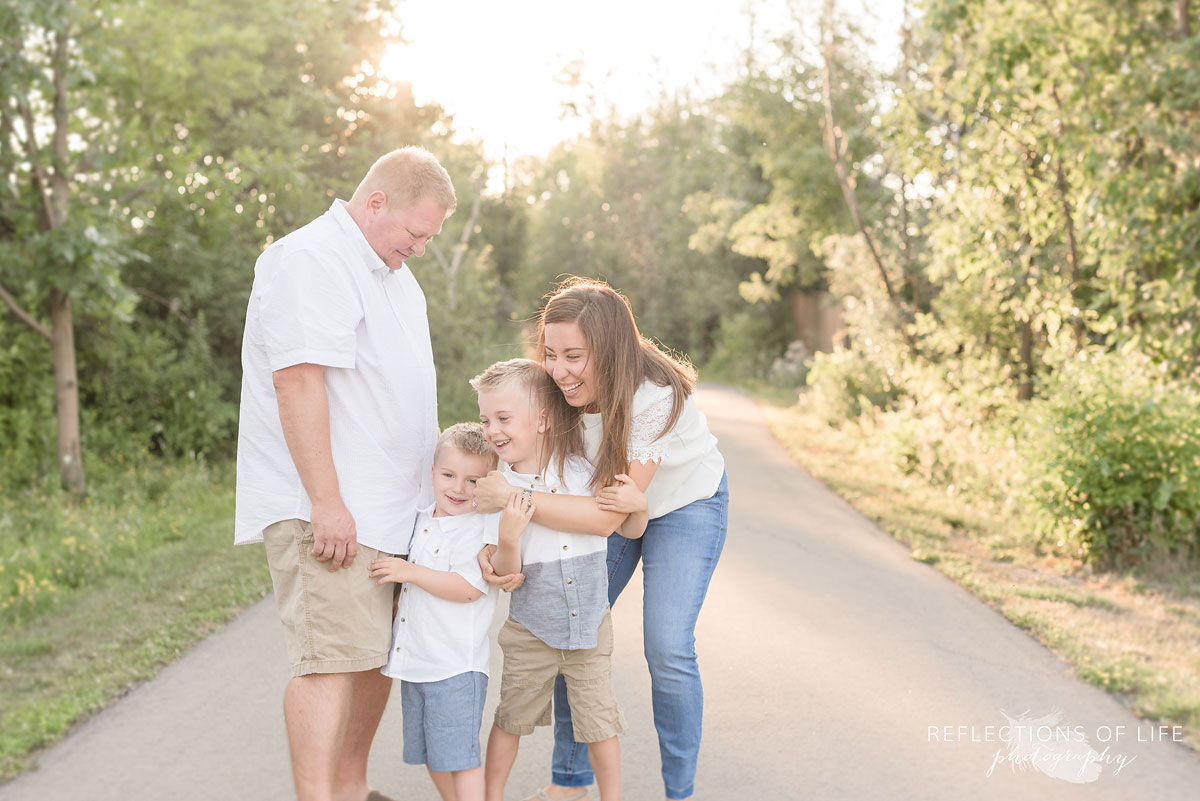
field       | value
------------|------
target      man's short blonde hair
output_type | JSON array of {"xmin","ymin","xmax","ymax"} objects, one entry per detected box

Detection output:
[
  {"xmin": 469, "ymin": 358, "xmax": 556, "ymax": 404},
  {"xmin": 434, "ymin": 422, "xmax": 497, "ymax": 469},
  {"xmin": 351, "ymin": 146, "xmax": 457, "ymax": 213}
]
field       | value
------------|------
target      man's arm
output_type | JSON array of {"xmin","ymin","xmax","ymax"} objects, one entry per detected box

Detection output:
[{"xmin": 273, "ymin": 362, "xmax": 356, "ymax": 570}]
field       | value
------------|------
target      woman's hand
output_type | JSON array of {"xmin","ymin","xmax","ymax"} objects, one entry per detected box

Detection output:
[
  {"xmin": 477, "ymin": 544, "xmax": 525, "ymax": 592},
  {"xmin": 474, "ymin": 471, "xmax": 514, "ymax": 513},
  {"xmin": 596, "ymin": 473, "xmax": 648, "ymax": 514}
]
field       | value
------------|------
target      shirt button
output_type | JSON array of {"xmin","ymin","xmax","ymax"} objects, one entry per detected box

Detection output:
[
  {"xmin": 434, "ymin": 548, "xmax": 439, "ymax": 555},
  {"xmin": 403, "ymin": 587, "xmax": 408, "ymax": 592},
  {"xmin": 395, "ymin": 647, "xmax": 401, "ymax": 653},
  {"xmin": 400, "ymin": 617, "xmax": 406, "ymax": 622},
  {"xmin": 423, "ymin": 529, "xmax": 429, "ymax": 534},
  {"xmin": 571, "ymin": 610, "xmax": 578, "ymax": 616},
  {"xmin": 566, "ymin": 578, "xmax": 573, "ymax": 585},
  {"xmin": 551, "ymin": 488, "xmax": 557, "ymax": 493},
  {"xmin": 562, "ymin": 545, "xmax": 568, "ymax": 551}
]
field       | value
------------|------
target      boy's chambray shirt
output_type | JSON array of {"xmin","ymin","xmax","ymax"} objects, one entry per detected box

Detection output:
[{"xmin": 483, "ymin": 456, "xmax": 608, "ymax": 650}]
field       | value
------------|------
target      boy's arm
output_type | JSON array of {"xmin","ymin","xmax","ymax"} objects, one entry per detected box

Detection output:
[
  {"xmin": 618, "ymin": 508, "xmax": 648, "ymax": 539},
  {"xmin": 601, "ymin": 472, "xmax": 650, "ymax": 540},
  {"xmin": 404, "ymin": 563, "xmax": 484, "ymax": 603},
  {"xmin": 368, "ymin": 556, "xmax": 483, "ymax": 603},
  {"xmin": 491, "ymin": 492, "xmax": 533, "ymax": 576}
]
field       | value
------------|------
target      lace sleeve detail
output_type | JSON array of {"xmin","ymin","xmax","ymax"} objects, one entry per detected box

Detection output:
[{"xmin": 628, "ymin": 390, "xmax": 675, "ymax": 465}]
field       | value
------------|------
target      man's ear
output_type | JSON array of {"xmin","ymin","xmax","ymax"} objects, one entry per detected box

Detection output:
[{"xmin": 367, "ymin": 189, "xmax": 388, "ymax": 212}]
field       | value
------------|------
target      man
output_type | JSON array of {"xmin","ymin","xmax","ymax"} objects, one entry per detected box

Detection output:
[{"xmin": 235, "ymin": 146, "xmax": 456, "ymax": 801}]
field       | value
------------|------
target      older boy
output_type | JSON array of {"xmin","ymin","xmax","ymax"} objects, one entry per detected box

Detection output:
[{"xmin": 470, "ymin": 359, "xmax": 646, "ymax": 801}]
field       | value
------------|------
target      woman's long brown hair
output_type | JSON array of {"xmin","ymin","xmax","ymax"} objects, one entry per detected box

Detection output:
[{"xmin": 537, "ymin": 277, "xmax": 696, "ymax": 491}]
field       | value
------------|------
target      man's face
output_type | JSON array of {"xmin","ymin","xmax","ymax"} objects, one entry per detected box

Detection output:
[{"xmin": 362, "ymin": 194, "xmax": 448, "ymax": 270}]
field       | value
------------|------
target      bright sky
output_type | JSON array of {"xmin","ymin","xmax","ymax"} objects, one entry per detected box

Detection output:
[{"xmin": 379, "ymin": 0, "xmax": 906, "ymax": 159}]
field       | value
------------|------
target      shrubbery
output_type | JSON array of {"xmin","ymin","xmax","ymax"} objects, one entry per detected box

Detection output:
[{"xmin": 1020, "ymin": 352, "xmax": 1200, "ymax": 568}]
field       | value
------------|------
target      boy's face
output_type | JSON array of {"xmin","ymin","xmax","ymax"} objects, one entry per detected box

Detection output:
[
  {"xmin": 478, "ymin": 384, "xmax": 544, "ymax": 468},
  {"xmin": 431, "ymin": 446, "xmax": 494, "ymax": 517}
]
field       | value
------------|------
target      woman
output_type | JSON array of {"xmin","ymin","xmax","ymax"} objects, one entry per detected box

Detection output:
[{"xmin": 476, "ymin": 277, "xmax": 728, "ymax": 801}]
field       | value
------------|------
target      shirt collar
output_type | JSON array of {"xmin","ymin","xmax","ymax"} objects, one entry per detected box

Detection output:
[
  {"xmin": 418, "ymin": 502, "xmax": 482, "ymax": 533},
  {"xmin": 328, "ymin": 199, "xmax": 392, "ymax": 278},
  {"xmin": 501, "ymin": 460, "xmax": 568, "ymax": 492}
]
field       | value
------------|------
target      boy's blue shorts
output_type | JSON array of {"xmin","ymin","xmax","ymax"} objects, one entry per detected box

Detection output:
[{"xmin": 401, "ymin": 671, "xmax": 488, "ymax": 772}]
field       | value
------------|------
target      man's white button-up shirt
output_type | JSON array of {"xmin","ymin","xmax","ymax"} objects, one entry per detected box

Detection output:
[{"xmin": 235, "ymin": 200, "xmax": 438, "ymax": 554}]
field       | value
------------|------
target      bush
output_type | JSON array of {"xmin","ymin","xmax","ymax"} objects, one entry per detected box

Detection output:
[
  {"xmin": 804, "ymin": 347, "xmax": 904, "ymax": 425},
  {"xmin": 0, "ymin": 321, "xmax": 55, "ymax": 489},
  {"xmin": 1021, "ymin": 351, "xmax": 1200, "ymax": 568},
  {"xmin": 80, "ymin": 315, "xmax": 238, "ymax": 460},
  {"xmin": 703, "ymin": 305, "xmax": 791, "ymax": 383},
  {"xmin": 769, "ymin": 340, "xmax": 812, "ymax": 389}
]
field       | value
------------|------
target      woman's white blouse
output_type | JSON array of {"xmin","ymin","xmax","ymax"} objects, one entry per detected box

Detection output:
[{"xmin": 582, "ymin": 380, "xmax": 725, "ymax": 520}]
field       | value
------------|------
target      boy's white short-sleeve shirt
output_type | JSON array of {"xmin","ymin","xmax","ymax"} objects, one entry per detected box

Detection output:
[
  {"xmin": 383, "ymin": 506, "xmax": 500, "ymax": 683},
  {"xmin": 235, "ymin": 200, "xmax": 438, "ymax": 554}
]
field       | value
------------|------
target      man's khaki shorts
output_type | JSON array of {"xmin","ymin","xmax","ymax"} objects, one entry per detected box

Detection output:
[
  {"xmin": 494, "ymin": 609, "xmax": 626, "ymax": 742},
  {"xmin": 262, "ymin": 518, "xmax": 392, "ymax": 678}
]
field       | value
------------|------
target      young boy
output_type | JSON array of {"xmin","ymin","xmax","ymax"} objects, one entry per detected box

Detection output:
[
  {"xmin": 470, "ymin": 359, "xmax": 647, "ymax": 801},
  {"xmin": 368, "ymin": 423, "xmax": 532, "ymax": 801}
]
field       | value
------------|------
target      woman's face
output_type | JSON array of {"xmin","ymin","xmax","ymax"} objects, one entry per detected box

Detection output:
[{"xmin": 543, "ymin": 321, "xmax": 597, "ymax": 408}]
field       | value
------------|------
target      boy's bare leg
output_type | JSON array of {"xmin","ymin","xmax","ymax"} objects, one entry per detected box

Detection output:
[
  {"xmin": 333, "ymin": 668, "xmax": 392, "ymax": 801},
  {"xmin": 452, "ymin": 766, "xmax": 484, "ymax": 801},
  {"xmin": 586, "ymin": 737, "xmax": 621, "ymax": 801},
  {"xmin": 284, "ymin": 672, "xmax": 354, "ymax": 801},
  {"xmin": 427, "ymin": 767, "xmax": 458, "ymax": 801},
  {"xmin": 484, "ymin": 725, "xmax": 521, "ymax": 801}
]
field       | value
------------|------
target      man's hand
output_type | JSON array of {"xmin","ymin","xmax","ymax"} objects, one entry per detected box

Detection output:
[
  {"xmin": 596, "ymin": 473, "xmax": 648, "ymax": 514},
  {"xmin": 477, "ymin": 544, "xmax": 524, "ymax": 592},
  {"xmin": 310, "ymin": 497, "xmax": 358, "ymax": 571},
  {"xmin": 474, "ymin": 471, "xmax": 516, "ymax": 513},
  {"xmin": 368, "ymin": 556, "xmax": 416, "ymax": 585}
]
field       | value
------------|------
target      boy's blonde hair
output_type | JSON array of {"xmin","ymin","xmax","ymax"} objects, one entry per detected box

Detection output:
[
  {"xmin": 434, "ymin": 422, "xmax": 498, "ymax": 469},
  {"xmin": 469, "ymin": 357, "xmax": 556, "ymax": 397},
  {"xmin": 470, "ymin": 358, "xmax": 571, "ymax": 474}
]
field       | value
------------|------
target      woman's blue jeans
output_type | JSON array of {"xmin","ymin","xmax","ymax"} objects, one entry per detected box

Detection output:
[{"xmin": 550, "ymin": 472, "xmax": 728, "ymax": 800}]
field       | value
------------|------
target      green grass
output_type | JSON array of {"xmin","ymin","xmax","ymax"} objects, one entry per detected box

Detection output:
[{"xmin": 0, "ymin": 460, "xmax": 271, "ymax": 779}]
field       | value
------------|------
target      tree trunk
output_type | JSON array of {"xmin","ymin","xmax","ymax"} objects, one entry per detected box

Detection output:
[
  {"xmin": 49, "ymin": 287, "xmax": 85, "ymax": 494},
  {"xmin": 1017, "ymin": 318, "xmax": 1035, "ymax": 401},
  {"xmin": 1179, "ymin": 0, "xmax": 1191, "ymax": 38}
]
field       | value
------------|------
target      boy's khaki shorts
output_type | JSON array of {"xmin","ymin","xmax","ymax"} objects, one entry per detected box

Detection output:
[
  {"xmin": 262, "ymin": 518, "xmax": 392, "ymax": 677},
  {"xmin": 494, "ymin": 609, "xmax": 626, "ymax": 742}
]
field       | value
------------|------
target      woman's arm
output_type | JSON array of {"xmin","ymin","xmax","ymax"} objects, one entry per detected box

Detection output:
[{"xmin": 474, "ymin": 461, "xmax": 660, "ymax": 536}]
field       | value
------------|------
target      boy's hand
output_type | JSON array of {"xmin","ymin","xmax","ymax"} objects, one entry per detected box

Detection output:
[
  {"xmin": 477, "ymin": 544, "xmax": 525, "ymax": 592},
  {"xmin": 368, "ymin": 556, "xmax": 415, "ymax": 585},
  {"xmin": 473, "ymin": 471, "xmax": 513, "ymax": 513},
  {"xmin": 597, "ymin": 474, "xmax": 647, "ymax": 514},
  {"xmin": 499, "ymin": 490, "xmax": 535, "ymax": 541}
]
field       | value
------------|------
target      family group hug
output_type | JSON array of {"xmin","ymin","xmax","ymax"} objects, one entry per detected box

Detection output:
[{"xmin": 233, "ymin": 147, "xmax": 729, "ymax": 801}]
